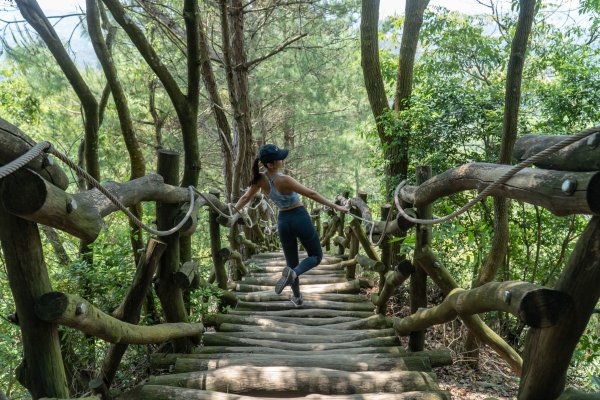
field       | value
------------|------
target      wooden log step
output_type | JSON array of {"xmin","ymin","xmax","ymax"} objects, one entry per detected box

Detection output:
[
  {"xmin": 139, "ymin": 385, "xmax": 451, "ymax": 399},
  {"xmin": 235, "ymin": 299, "xmax": 376, "ymax": 312},
  {"xmin": 249, "ymin": 263, "xmax": 345, "ymax": 272},
  {"xmin": 230, "ymin": 279, "xmax": 371, "ymax": 294},
  {"xmin": 251, "ymin": 253, "xmax": 341, "ymax": 263},
  {"xmin": 201, "ymin": 334, "xmax": 400, "ymax": 351},
  {"xmin": 150, "ymin": 348, "xmax": 453, "ymax": 369},
  {"xmin": 204, "ymin": 328, "xmax": 397, "ymax": 343},
  {"xmin": 217, "ymin": 322, "xmax": 393, "ymax": 336},
  {"xmin": 204, "ymin": 313, "xmax": 363, "ymax": 328},
  {"xmin": 240, "ymin": 275, "xmax": 347, "ymax": 285},
  {"xmin": 172, "ymin": 354, "xmax": 432, "ymax": 372},
  {"xmin": 235, "ymin": 292, "xmax": 368, "ymax": 303},
  {"xmin": 248, "ymin": 269, "xmax": 346, "ymax": 276},
  {"xmin": 194, "ymin": 346, "xmax": 407, "ymax": 355},
  {"xmin": 228, "ymin": 308, "xmax": 374, "ymax": 318},
  {"xmin": 146, "ymin": 366, "xmax": 440, "ymax": 395}
]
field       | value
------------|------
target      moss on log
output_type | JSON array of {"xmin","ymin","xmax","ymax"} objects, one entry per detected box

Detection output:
[{"xmin": 34, "ymin": 292, "xmax": 203, "ymax": 344}]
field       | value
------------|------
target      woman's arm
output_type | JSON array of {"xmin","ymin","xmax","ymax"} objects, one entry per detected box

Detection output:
[
  {"xmin": 233, "ymin": 183, "xmax": 261, "ymax": 214},
  {"xmin": 282, "ymin": 176, "xmax": 349, "ymax": 213}
]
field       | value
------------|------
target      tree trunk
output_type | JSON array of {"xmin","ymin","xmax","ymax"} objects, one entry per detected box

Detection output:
[
  {"xmin": 0, "ymin": 205, "xmax": 69, "ymax": 399},
  {"xmin": 154, "ymin": 150, "xmax": 189, "ymax": 352},
  {"xmin": 466, "ymin": 0, "xmax": 537, "ymax": 365},
  {"xmin": 519, "ymin": 217, "xmax": 600, "ymax": 399}
]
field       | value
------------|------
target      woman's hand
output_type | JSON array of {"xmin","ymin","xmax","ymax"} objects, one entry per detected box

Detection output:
[{"xmin": 335, "ymin": 204, "xmax": 350, "ymax": 213}]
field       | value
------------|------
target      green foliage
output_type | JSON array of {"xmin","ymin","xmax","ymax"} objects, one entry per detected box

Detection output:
[{"xmin": 571, "ymin": 317, "xmax": 600, "ymax": 389}]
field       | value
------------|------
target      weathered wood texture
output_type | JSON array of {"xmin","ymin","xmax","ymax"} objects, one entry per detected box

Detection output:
[
  {"xmin": 150, "ymin": 348, "xmax": 453, "ymax": 369},
  {"xmin": 101, "ymin": 239, "xmax": 166, "ymax": 386},
  {"xmin": 1, "ymin": 169, "xmax": 229, "ymax": 241},
  {"xmin": 394, "ymin": 281, "xmax": 572, "ymax": 336},
  {"xmin": 410, "ymin": 165, "xmax": 431, "ymax": 352},
  {"xmin": 514, "ymin": 133, "xmax": 600, "ymax": 172},
  {"xmin": 147, "ymin": 366, "xmax": 439, "ymax": 395},
  {"xmin": 399, "ymin": 162, "xmax": 600, "ymax": 216},
  {"xmin": 138, "ymin": 385, "xmax": 451, "ymax": 400},
  {"xmin": 1, "ymin": 169, "xmax": 103, "ymax": 242},
  {"xmin": 519, "ymin": 217, "xmax": 600, "ymax": 399},
  {"xmin": 34, "ymin": 292, "xmax": 203, "ymax": 344},
  {"xmin": 0, "ymin": 205, "xmax": 69, "ymax": 398},
  {"xmin": 0, "ymin": 117, "xmax": 69, "ymax": 189},
  {"xmin": 414, "ymin": 248, "xmax": 522, "ymax": 374},
  {"xmin": 173, "ymin": 354, "xmax": 432, "ymax": 373},
  {"xmin": 373, "ymin": 260, "xmax": 414, "ymax": 314},
  {"xmin": 230, "ymin": 278, "xmax": 371, "ymax": 294}
]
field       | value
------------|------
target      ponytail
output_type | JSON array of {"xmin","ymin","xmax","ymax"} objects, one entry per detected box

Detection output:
[{"xmin": 250, "ymin": 156, "xmax": 261, "ymax": 185}]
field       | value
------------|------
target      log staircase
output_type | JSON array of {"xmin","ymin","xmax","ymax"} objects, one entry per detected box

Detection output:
[{"xmin": 122, "ymin": 252, "xmax": 453, "ymax": 400}]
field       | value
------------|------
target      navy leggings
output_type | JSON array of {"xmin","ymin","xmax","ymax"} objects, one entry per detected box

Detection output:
[{"xmin": 277, "ymin": 206, "xmax": 323, "ymax": 296}]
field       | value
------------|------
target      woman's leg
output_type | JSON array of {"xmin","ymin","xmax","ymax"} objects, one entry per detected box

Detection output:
[
  {"xmin": 275, "ymin": 215, "xmax": 299, "ymax": 294},
  {"xmin": 277, "ymin": 218, "xmax": 299, "ymax": 269},
  {"xmin": 294, "ymin": 209, "xmax": 323, "ymax": 276}
]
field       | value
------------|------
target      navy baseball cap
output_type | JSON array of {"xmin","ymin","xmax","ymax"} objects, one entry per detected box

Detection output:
[{"xmin": 259, "ymin": 144, "xmax": 289, "ymax": 163}]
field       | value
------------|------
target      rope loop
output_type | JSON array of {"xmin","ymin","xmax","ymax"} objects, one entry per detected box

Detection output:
[{"xmin": 393, "ymin": 124, "xmax": 600, "ymax": 225}]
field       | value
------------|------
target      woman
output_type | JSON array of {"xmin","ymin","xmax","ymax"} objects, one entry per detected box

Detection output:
[{"xmin": 234, "ymin": 144, "xmax": 349, "ymax": 306}]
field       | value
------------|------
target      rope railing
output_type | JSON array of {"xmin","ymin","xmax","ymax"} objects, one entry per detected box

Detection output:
[{"xmin": 392, "ymin": 125, "xmax": 600, "ymax": 225}]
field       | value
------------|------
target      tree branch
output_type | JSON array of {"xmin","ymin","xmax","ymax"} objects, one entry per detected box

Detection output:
[{"xmin": 245, "ymin": 32, "xmax": 308, "ymax": 69}]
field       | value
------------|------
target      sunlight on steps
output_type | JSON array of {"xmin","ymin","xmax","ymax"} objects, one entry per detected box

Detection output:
[{"xmin": 119, "ymin": 252, "xmax": 453, "ymax": 400}]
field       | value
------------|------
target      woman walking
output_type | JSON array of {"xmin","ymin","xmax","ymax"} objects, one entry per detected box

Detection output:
[{"xmin": 234, "ymin": 144, "xmax": 349, "ymax": 305}]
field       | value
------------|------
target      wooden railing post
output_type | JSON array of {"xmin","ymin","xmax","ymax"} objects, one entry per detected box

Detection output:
[
  {"xmin": 379, "ymin": 204, "xmax": 392, "ymax": 291},
  {"xmin": 409, "ymin": 165, "xmax": 431, "ymax": 352},
  {"xmin": 154, "ymin": 149, "xmax": 189, "ymax": 352},
  {"xmin": 336, "ymin": 191, "xmax": 350, "ymax": 256},
  {"xmin": 209, "ymin": 190, "xmax": 227, "ymax": 291},
  {"xmin": 0, "ymin": 204, "xmax": 69, "ymax": 398}
]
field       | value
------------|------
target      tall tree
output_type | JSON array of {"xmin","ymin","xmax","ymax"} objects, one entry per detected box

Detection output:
[
  {"xmin": 360, "ymin": 0, "xmax": 429, "ymax": 198},
  {"xmin": 15, "ymin": 0, "xmax": 100, "ymax": 185},
  {"xmin": 465, "ymin": 0, "xmax": 538, "ymax": 364},
  {"xmin": 101, "ymin": 0, "xmax": 201, "ymax": 264}
]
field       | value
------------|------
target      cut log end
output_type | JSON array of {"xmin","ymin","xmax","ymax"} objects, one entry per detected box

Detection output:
[
  {"xmin": 34, "ymin": 292, "xmax": 69, "ymax": 321},
  {"xmin": 587, "ymin": 172, "xmax": 600, "ymax": 215},
  {"xmin": 1, "ymin": 169, "xmax": 47, "ymax": 215},
  {"xmin": 519, "ymin": 288, "xmax": 574, "ymax": 328}
]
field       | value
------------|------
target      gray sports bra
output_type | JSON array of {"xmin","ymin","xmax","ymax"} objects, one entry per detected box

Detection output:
[{"xmin": 267, "ymin": 173, "xmax": 300, "ymax": 208}]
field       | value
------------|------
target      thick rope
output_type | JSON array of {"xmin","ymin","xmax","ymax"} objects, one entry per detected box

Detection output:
[
  {"xmin": 0, "ymin": 141, "xmax": 50, "ymax": 179},
  {"xmin": 394, "ymin": 125, "xmax": 600, "ymax": 225},
  {"xmin": 47, "ymin": 144, "xmax": 196, "ymax": 237}
]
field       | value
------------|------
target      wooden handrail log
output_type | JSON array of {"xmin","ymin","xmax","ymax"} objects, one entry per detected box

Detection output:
[
  {"xmin": 399, "ymin": 162, "xmax": 600, "ymax": 216},
  {"xmin": 349, "ymin": 219, "xmax": 380, "ymax": 261},
  {"xmin": 173, "ymin": 261, "xmax": 199, "ymax": 290},
  {"xmin": 356, "ymin": 254, "xmax": 385, "ymax": 272},
  {"xmin": 34, "ymin": 292, "xmax": 203, "ymax": 344},
  {"xmin": 373, "ymin": 260, "xmax": 415, "ymax": 314},
  {"xmin": 231, "ymin": 257, "xmax": 249, "ymax": 278},
  {"xmin": 371, "ymin": 208, "xmax": 417, "ymax": 236},
  {"xmin": 1, "ymin": 169, "xmax": 103, "ymax": 242},
  {"xmin": 333, "ymin": 235, "xmax": 349, "ymax": 248},
  {"xmin": 319, "ymin": 215, "xmax": 340, "ymax": 246},
  {"xmin": 237, "ymin": 233, "xmax": 261, "ymax": 252},
  {"xmin": 414, "ymin": 247, "xmax": 522, "ymax": 374},
  {"xmin": 0, "ymin": 117, "xmax": 69, "ymax": 189},
  {"xmin": 393, "ymin": 281, "xmax": 572, "ymax": 337},
  {"xmin": 348, "ymin": 196, "xmax": 373, "ymax": 231},
  {"xmin": 514, "ymin": 134, "xmax": 600, "ymax": 172},
  {"xmin": 0, "ymin": 170, "xmax": 233, "ymax": 241}
]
